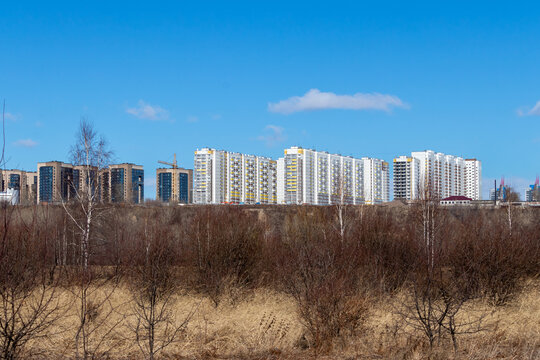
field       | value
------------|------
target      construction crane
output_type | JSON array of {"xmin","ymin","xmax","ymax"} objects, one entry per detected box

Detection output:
[{"xmin": 158, "ymin": 153, "xmax": 179, "ymax": 169}]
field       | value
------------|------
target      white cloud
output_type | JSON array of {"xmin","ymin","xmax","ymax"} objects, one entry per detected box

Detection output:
[
  {"xmin": 4, "ymin": 112, "xmax": 19, "ymax": 121},
  {"xmin": 126, "ymin": 100, "xmax": 169, "ymax": 121},
  {"xmin": 257, "ymin": 125, "xmax": 286, "ymax": 147},
  {"xmin": 517, "ymin": 100, "xmax": 540, "ymax": 116},
  {"xmin": 13, "ymin": 139, "xmax": 38, "ymax": 148},
  {"xmin": 187, "ymin": 115, "xmax": 199, "ymax": 123},
  {"xmin": 268, "ymin": 89, "xmax": 408, "ymax": 114},
  {"xmin": 211, "ymin": 114, "xmax": 222, "ymax": 120}
]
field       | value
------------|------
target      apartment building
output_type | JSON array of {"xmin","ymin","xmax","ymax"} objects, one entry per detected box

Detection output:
[
  {"xmin": 194, "ymin": 148, "xmax": 226, "ymax": 204},
  {"xmin": 254, "ymin": 156, "xmax": 277, "ymax": 204},
  {"xmin": 393, "ymin": 156, "xmax": 420, "ymax": 200},
  {"xmin": 276, "ymin": 147, "xmax": 388, "ymax": 205},
  {"xmin": 393, "ymin": 150, "xmax": 481, "ymax": 200},
  {"xmin": 0, "ymin": 169, "xmax": 37, "ymax": 204},
  {"xmin": 193, "ymin": 148, "xmax": 277, "ymax": 204},
  {"xmin": 362, "ymin": 157, "xmax": 390, "ymax": 204},
  {"xmin": 72, "ymin": 165, "xmax": 101, "ymax": 200},
  {"xmin": 156, "ymin": 167, "xmax": 193, "ymax": 204},
  {"xmin": 108, "ymin": 163, "xmax": 144, "ymax": 204},
  {"xmin": 464, "ymin": 159, "xmax": 482, "ymax": 200},
  {"xmin": 37, "ymin": 161, "xmax": 76, "ymax": 203},
  {"xmin": 525, "ymin": 182, "xmax": 539, "ymax": 202}
]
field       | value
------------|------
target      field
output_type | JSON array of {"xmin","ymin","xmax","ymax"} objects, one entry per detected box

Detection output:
[
  {"xmin": 0, "ymin": 204, "xmax": 538, "ymax": 359},
  {"xmin": 19, "ymin": 281, "xmax": 540, "ymax": 359}
]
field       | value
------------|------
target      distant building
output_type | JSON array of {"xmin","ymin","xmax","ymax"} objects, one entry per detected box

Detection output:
[
  {"xmin": 194, "ymin": 148, "xmax": 277, "ymax": 204},
  {"xmin": 0, "ymin": 169, "xmax": 37, "ymax": 204},
  {"xmin": 525, "ymin": 183, "xmax": 539, "ymax": 202},
  {"xmin": 37, "ymin": 161, "xmax": 144, "ymax": 204},
  {"xmin": 393, "ymin": 156, "xmax": 420, "ymax": 200},
  {"xmin": 0, "ymin": 188, "xmax": 19, "ymax": 205},
  {"xmin": 194, "ymin": 148, "xmax": 227, "ymax": 204},
  {"xmin": 393, "ymin": 150, "xmax": 481, "ymax": 200},
  {"xmin": 37, "ymin": 161, "xmax": 76, "ymax": 203},
  {"xmin": 464, "ymin": 159, "xmax": 482, "ymax": 200},
  {"xmin": 73, "ymin": 165, "xmax": 99, "ymax": 198},
  {"xmin": 440, "ymin": 195, "xmax": 472, "ymax": 206},
  {"xmin": 193, "ymin": 148, "xmax": 277, "ymax": 204},
  {"xmin": 276, "ymin": 147, "xmax": 388, "ymax": 205},
  {"xmin": 362, "ymin": 156, "xmax": 390, "ymax": 205},
  {"xmin": 108, "ymin": 163, "xmax": 144, "ymax": 204},
  {"xmin": 156, "ymin": 167, "xmax": 193, "ymax": 204},
  {"xmin": 489, "ymin": 186, "xmax": 507, "ymax": 201}
]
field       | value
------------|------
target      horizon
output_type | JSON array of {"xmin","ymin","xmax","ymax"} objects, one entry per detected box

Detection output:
[{"xmin": 1, "ymin": 1, "xmax": 539, "ymax": 200}]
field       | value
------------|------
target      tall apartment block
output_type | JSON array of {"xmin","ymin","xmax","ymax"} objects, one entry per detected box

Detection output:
[
  {"xmin": 0, "ymin": 169, "xmax": 37, "ymax": 204},
  {"xmin": 37, "ymin": 161, "xmax": 77, "ymax": 203},
  {"xmin": 276, "ymin": 147, "xmax": 389, "ymax": 205},
  {"xmin": 193, "ymin": 148, "xmax": 277, "ymax": 204},
  {"xmin": 393, "ymin": 156, "xmax": 421, "ymax": 200},
  {"xmin": 393, "ymin": 150, "xmax": 482, "ymax": 200},
  {"xmin": 37, "ymin": 161, "xmax": 144, "ymax": 204},
  {"xmin": 525, "ymin": 181, "xmax": 539, "ymax": 202},
  {"xmin": 464, "ymin": 159, "xmax": 482, "ymax": 200},
  {"xmin": 109, "ymin": 163, "xmax": 144, "ymax": 204},
  {"xmin": 362, "ymin": 157, "xmax": 390, "ymax": 204},
  {"xmin": 156, "ymin": 167, "xmax": 193, "ymax": 204}
]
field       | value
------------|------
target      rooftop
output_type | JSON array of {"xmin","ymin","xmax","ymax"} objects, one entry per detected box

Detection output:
[{"xmin": 442, "ymin": 196, "xmax": 472, "ymax": 201}]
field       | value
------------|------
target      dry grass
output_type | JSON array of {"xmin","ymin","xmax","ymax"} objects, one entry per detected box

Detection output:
[{"xmin": 22, "ymin": 281, "xmax": 540, "ymax": 359}]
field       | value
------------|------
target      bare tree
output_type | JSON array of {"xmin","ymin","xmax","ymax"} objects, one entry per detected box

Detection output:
[
  {"xmin": 332, "ymin": 172, "xmax": 353, "ymax": 242},
  {"xmin": 1, "ymin": 100, "xmax": 6, "ymax": 168},
  {"xmin": 61, "ymin": 120, "xmax": 122, "ymax": 360},
  {"xmin": 502, "ymin": 186, "xmax": 520, "ymax": 236},
  {"xmin": 281, "ymin": 207, "xmax": 368, "ymax": 352},
  {"xmin": 400, "ymin": 183, "xmax": 446, "ymax": 349},
  {"xmin": 190, "ymin": 207, "xmax": 263, "ymax": 307},
  {"xmin": 399, "ymin": 183, "xmax": 489, "ymax": 351},
  {"xmin": 64, "ymin": 119, "xmax": 112, "ymax": 269},
  {"xmin": 127, "ymin": 215, "xmax": 194, "ymax": 360},
  {"xmin": 0, "ymin": 203, "xmax": 65, "ymax": 359}
]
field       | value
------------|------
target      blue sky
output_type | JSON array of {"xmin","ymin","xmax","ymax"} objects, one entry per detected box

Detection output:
[{"xmin": 1, "ymin": 1, "xmax": 539, "ymax": 199}]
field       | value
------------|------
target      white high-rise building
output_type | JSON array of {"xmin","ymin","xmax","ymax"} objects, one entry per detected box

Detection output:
[
  {"xmin": 362, "ymin": 157, "xmax": 390, "ymax": 204},
  {"xmin": 256, "ymin": 156, "xmax": 277, "ymax": 204},
  {"xmin": 276, "ymin": 146, "xmax": 388, "ymax": 205},
  {"xmin": 464, "ymin": 159, "xmax": 482, "ymax": 200},
  {"xmin": 194, "ymin": 148, "xmax": 227, "ymax": 204},
  {"xmin": 193, "ymin": 148, "xmax": 277, "ymax": 204},
  {"xmin": 393, "ymin": 150, "xmax": 481, "ymax": 200},
  {"xmin": 393, "ymin": 156, "xmax": 421, "ymax": 200}
]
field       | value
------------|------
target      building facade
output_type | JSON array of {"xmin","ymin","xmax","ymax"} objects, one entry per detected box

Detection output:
[
  {"xmin": 393, "ymin": 156, "xmax": 420, "ymax": 200},
  {"xmin": 0, "ymin": 189, "xmax": 19, "ymax": 205},
  {"xmin": 37, "ymin": 161, "xmax": 76, "ymax": 203},
  {"xmin": 362, "ymin": 157, "xmax": 390, "ymax": 204},
  {"xmin": 276, "ymin": 147, "xmax": 388, "ymax": 205},
  {"xmin": 156, "ymin": 167, "xmax": 193, "ymax": 204},
  {"xmin": 0, "ymin": 169, "xmax": 37, "ymax": 204},
  {"xmin": 525, "ymin": 181, "xmax": 539, "ymax": 202},
  {"xmin": 37, "ymin": 161, "xmax": 144, "ymax": 204},
  {"xmin": 193, "ymin": 148, "xmax": 277, "ymax": 204},
  {"xmin": 464, "ymin": 159, "xmax": 482, "ymax": 200},
  {"xmin": 108, "ymin": 163, "xmax": 144, "ymax": 204},
  {"xmin": 393, "ymin": 150, "xmax": 481, "ymax": 200}
]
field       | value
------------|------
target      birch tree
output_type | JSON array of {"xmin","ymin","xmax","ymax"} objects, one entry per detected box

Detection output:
[
  {"xmin": 63, "ymin": 120, "xmax": 121, "ymax": 360},
  {"xmin": 64, "ymin": 119, "xmax": 112, "ymax": 269}
]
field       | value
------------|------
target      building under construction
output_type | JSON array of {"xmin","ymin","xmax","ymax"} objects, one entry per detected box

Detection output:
[{"xmin": 156, "ymin": 154, "xmax": 193, "ymax": 204}]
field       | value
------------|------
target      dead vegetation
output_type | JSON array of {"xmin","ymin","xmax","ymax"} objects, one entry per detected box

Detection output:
[{"xmin": 0, "ymin": 203, "xmax": 538, "ymax": 359}]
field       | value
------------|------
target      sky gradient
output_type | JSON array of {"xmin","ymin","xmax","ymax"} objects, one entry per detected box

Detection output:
[{"xmin": 1, "ymin": 1, "xmax": 539, "ymax": 199}]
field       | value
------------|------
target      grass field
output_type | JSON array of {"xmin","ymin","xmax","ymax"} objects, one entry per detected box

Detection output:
[{"xmin": 24, "ymin": 280, "xmax": 540, "ymax": 359}]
